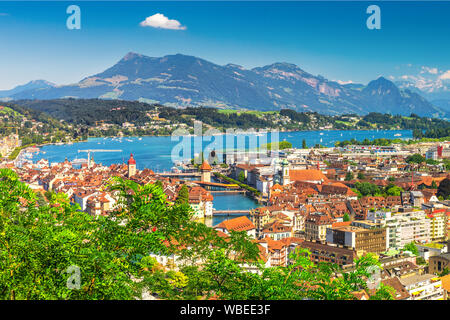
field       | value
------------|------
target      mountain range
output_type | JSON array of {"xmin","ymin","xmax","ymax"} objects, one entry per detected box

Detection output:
[
  {"xmin": 0, "ymin": 80, "xmax": 55, "ymax": 98},
  {"xmin": 395, "ymin": 80, "xmax": 450, "ymax": 112},
  {"xmin": 1, "ymin": 52, "xmax": 448, "ymax": 118}
]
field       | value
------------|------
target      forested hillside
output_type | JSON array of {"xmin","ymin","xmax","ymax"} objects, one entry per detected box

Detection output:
[{"xmin": 14, "ymin": 99, "xmax": 450, "ymax": 132}]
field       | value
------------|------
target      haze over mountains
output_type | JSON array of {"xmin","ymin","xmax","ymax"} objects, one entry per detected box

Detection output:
[
  {"xmin": 395, "ymin": 79, "xmax": 450, "ymax": 112},
  {"xmin": 0, "ymin": 80, "xmax": 55, "ymax": 98},
  {"xmin": 2, "ymin": 52, "xmax": 448, "ymax": 118}
]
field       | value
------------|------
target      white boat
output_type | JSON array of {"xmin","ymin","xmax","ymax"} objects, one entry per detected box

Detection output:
[
  {"xmin": 72, "ymin": 158, "xmax": 88, "ymax": 164},
  {"xmin": 394, "ymin": 133, "xmax": 402, "ymax": 137}
]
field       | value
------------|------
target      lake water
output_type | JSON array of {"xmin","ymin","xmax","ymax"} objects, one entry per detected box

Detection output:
[
  {"xmin": 31, "ymin": 129, "xmax": 412, "ymax": 224},
  {"xmin": 33, "ymin": 129, "xmax": 412, "ymax": 172}
]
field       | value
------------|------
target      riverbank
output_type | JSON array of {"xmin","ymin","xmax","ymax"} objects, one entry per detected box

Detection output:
[{"xmin": 8, "ymin": 143, "xmax": 35, "ymax": 160}]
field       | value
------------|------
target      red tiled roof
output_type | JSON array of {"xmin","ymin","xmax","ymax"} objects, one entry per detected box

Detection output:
[
  {"xmin": 332, "ymin": 221, "xmax": 352, "ymax": 228},
  {"xmin": 289, "ymin": 169, "xmax": 328, "ymax": 182},
  {"xmin": 214, "ymin": 216, "xmax": 255, "ymax": 232},
  {"xmin": 127, "ymin": 153, "xmax": 136, "ymax": 165},
  {"xmin": 199, "ymin": 160, "xmax": 212, "ymax": 171}
]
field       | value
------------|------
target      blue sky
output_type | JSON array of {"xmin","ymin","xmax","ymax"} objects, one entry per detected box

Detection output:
[{"xmin": 0, "ymin": 1, "xmax": 449, "ymax": 90}]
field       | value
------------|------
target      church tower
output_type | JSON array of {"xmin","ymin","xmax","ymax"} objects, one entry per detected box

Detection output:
[
  {"xmin": 199, "ymin": 160, "xmax": 212, "ymax": 183},
  {"xmin": 128, "ymin": 153, "xmax": 137, "ymax": 177}
]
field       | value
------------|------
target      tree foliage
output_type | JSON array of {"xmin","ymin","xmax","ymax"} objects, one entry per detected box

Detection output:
[
  {"xmin": 176, "ymin": 185, "xmax": 190, "ymax": 205},
  {"xmin": 0, "ymin": 169, "xmax": 393, "ymax": 300},
  {"xmin": 437, "ymin": 178, "xmax": 450, "ymax": 199},
  {"xmin": 406, "ymin": 154, "xmax": 425, "ymax": 164},
  {"xmin": 402, "ymin": 242, "xmax": 419, "ymax": 256}
]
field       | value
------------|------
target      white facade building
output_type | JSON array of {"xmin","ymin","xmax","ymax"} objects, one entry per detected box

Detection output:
[{"xmin": 367, "ymin": 209, "xmax": 431, "ymax": 250}]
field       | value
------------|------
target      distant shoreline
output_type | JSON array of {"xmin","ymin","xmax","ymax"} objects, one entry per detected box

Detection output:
[{"xmin": 29, "ymin": 128, "xmax": 414, "ymax": 157}]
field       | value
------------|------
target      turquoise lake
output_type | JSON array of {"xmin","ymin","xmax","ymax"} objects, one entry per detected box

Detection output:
[{"xmin": 33, "ymin": 129, "xmax": 412, "ymax": 172}]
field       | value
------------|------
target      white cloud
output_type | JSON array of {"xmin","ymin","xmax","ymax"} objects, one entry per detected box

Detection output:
[
  {"xmin": 389, "ymin": 63, "xmax": 450, "ymax": 94},
  {"xmin": 335, "ymin": 80, "xmax": 353, "ymax": 85},
  {"xmin": 140, "ymin": 13, "xmax": 186, "ymax": 30},
  {"xmin": 420, "ymin": 66, "xmax": 439, "ymax": 75},
  {"xmin": 439, "ymin": 70, "xmax": 450, "ymax": 80}
]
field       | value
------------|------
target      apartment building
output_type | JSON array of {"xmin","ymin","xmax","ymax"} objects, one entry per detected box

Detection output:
[
  {"xmin": 257, "ymin": 236, "xmax": 288, "ymax": 267},
  {"xmin": 250, "ymin": 206, "xmax": 275, "ymax": 237},
  {"xmin": 0, "ymin": 134, "xmax": 21, "ymax": 157},
  {"xmin": 367, "ymin": 208, "xmax": 431, "ymax": 250},
  {"xmin": 188, "ymin": 186, "xmax": 214, "ymax": 218},
  {"xmin": 305, "ymin": 213, "xmax": 334, "ymax": 242},
  {"xmin": 299, "ymin": 240, "xmax": 357, "ymax": 268},
  {"xmin": 399, "ymin": 274, "xmax": 445, "ymax": 300},
  {"xmin": 426, "ymin": 209, "xmax": 448, "ymax": 242},
  {"xmin": 326, "ymin": 223, "xmax": 387, "ymax": 255}
]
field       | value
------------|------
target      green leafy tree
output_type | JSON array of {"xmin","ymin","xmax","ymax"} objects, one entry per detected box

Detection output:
[
  {"xmin": 416, "ymin": 257, "xmax": 427, "ymax": 265},
  {"xmin": 263, "ymin": 141, "xmax": 292, "ymax": 151},
  {"xmin": 0, "ymin": 169, "xmax": 394, "ymax": 300},
  {"xmin": 302, "ymin": 139, "xmax": 307, "ymax": 149},
  {"xmin": 354, "ymin": 182, "xmax": 381, "ymax": 197},
  {"xmin": 437, "ymin": 178, "xmax": 450, "ymax": 199},
  {"xmin": 406, "ymin": 154, "xmax": 425, "ymax": 164},
  {"xmin": 0, "ymin": 170, "xmax": 196, "ymax": 299},
  {"xmin": 439, "ymin": 267, "xmax": 449, "ymax": 277},
  {"xmin": 154, "ymin": 180, "xmax": 163, "ymax": 189},
  {"xmin": 402, "ymin": 242, "xmax": 419, "ymax": 256},
  {"xmin": 384, "ymin": 183, "xmax": 403, "ymax": 197},
  {"xmin": 0, "ymin": 170, "xmax": 136, "ymax": 299},
  {"xmin": 345, "ymin": 171, "xmax": 354, "ymax": 181},
  {"xmin": 176, "ymin": 185, "xmax": 190, "ymax": 205}
]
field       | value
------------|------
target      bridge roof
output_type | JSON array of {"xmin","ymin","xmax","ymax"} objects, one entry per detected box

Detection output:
[{"xmin": 193, "ymin": 181, "xmax": 238, "ymax": 188}]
